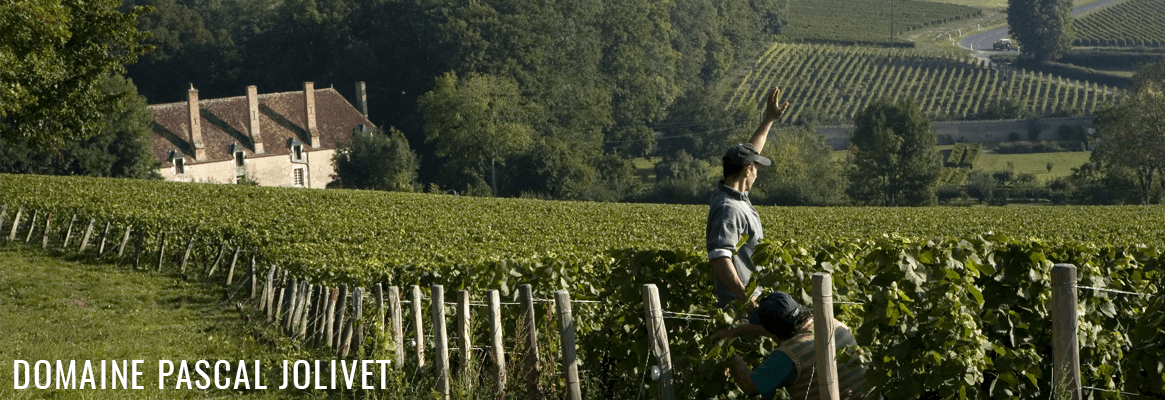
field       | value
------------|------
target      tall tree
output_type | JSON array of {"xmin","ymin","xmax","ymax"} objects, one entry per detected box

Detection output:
[
  {"xmin": 753, "ymin": 127, "xmax": 847, "ymax": 206},
  {"xmin": 331, "ymin": 127, "xmax": 420, "ymax": 191},
  {"xmin": 1132, "ymin": 60, "xmax": 1165, "ymax": 93},
  {"xmin": 0, "ymin": 75, "xmax": 161, "ymax": 178},
  {"xmin": 0, "ymin": 0, "xmax": 152, "ymax": 147},
  {"xmin": 417, "ymin": 72, "xmax": 537, "ymax": 196},
  {"xmin": 847, "ymin": 98, "xmax": 941, "ymax": 206},
  {"xmin": 1092, "ymin": 82, "xmax": 1165, "ymax": 204},
  {"xmin": 1007, "ymin": 0, "xmax": 1074, "ymax": 63}
]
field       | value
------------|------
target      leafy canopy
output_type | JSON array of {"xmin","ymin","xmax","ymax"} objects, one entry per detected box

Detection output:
[
  {"xmin": 0, "ymin": 0, "xmax": 152, "ymax": 147},
  {"xmin": 847, "ymin": 98, "xmax": 942, "ymax": 207}
]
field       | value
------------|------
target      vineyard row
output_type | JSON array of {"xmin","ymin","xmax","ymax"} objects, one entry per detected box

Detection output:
[
  {"xmin": 1073, "ymin": 0, "xmax": 1165, "ymax": 47},
  {"xmin": 731, "ymin": 44, "xmax": 1124, "ymax": 124}
]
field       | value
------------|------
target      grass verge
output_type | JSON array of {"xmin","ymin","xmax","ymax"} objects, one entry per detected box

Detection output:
[{"xmin": 0, "ymin": 246, "xmax": 323, "ymax": 399}]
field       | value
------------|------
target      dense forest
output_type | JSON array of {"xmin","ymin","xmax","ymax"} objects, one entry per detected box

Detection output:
[{"xmin": 123, "ymin": 0, "xmax": 791, "ymax": 200}]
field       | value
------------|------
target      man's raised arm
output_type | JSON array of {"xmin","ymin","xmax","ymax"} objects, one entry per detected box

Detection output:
[{"xmin": 749, "ymin": 87, "xmax": 792, "ymax": 153}]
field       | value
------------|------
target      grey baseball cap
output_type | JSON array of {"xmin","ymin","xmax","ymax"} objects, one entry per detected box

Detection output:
[{"xmin": 724, "ymin": 143, "xmax": 771, "ymax": 167}]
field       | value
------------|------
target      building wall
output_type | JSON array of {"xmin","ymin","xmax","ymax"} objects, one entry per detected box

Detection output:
[
  {"xmin": 157, "ymin": 149, "xmax": 336, "ymax": 189},
  {"xmin": 817, "ymin": 116, "xmax": 1096, "ymax": 150}
]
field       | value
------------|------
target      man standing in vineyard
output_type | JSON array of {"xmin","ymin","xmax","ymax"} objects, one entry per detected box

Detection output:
[
  {"xmin": 710, "ymin": 291, "xmax": 868, "ymax": 399},
  {"xmin": 708, "ymin": 87, "xmax": 790, "ymax": 310}
]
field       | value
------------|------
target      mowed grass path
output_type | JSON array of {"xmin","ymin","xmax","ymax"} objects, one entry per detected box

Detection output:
[{"xmin": 0, "ymin": 247, "xmax": 319, "ymax": 400}]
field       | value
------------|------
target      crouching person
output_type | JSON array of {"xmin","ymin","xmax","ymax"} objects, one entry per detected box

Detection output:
[{"xmin": 709, "ymin": 291, "xmax": 869, "ymax": 400}]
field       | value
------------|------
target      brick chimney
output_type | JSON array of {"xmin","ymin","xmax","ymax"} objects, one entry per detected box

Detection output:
[
  {"xmin": 355, "ymin": 81, "xmax": 368, "ymax": 118},
  {"xmin": 187, "ymin": 84, "xmax": 206, "ymax": 160},
  {"xmin": 304, "ymin": 82, "xmax": 319, "ymax": 146},
  {"xmin": 247, "ymin": 85, "xmax": 264, "ymax": 154}
]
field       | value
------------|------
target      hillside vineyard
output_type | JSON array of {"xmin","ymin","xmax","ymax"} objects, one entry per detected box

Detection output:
[{"xmin": 731, "ymin": 44, "xmax": 1120, "ymax": 124}]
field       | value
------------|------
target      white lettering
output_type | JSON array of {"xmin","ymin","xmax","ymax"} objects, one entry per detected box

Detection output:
[
  {"xmin": 158, "ymin": 360, "xmax": 174, "ymax": 389},
  {"xmin": 194, "ymin": 360, "xmax": 211, "ymax": 389},
  {"xmin": 13, "ymin": 360, "xmax": 29, "ymax": 389}
]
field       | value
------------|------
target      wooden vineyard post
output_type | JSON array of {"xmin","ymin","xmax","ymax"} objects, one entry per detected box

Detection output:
[
  {"xmin": 322, "ymin": 287, "xmax": 338, "ymax": 348},
  {"xmin": 247, "ymin": 256, "xmax": 257, "ymax": 298},
  {"xmin": 282, "ymin": 277, "xmax": 298, "ymax": 333},
  {"xmin": 298, "ymin": 283, "xmax": 314, "ymax": 340},
  {"xmin": 642, "ymin": 284, "xmax": 675, "ymax": 400},
  {"xmin": 388, "ymin": 286, "xmax": 404, "ymax": 368},
  {"xmin": 132, "ymin": 229, "xmax": 144, "ymax": 270},
  {"xmin": 431, "ymin": 285, "xmax": 450, "ymax": 399},
  {"xmin": 286, "ymin": 281, "xmax": 302, "ymax": 334},
  {"xmin": 555, "ymin": 290, "xmax": 582, "ymax": 400},
  {"xmin": 352, "ymin": 287, "xmax": 365, "ymax": 357},
  {"xmin": 339, "ymin": 316, "xmax": 354, "ymax": 359},
  {"xmin": 206, "ymin": 244, "xmax": 224, "ymax": 276},
  {"xmin": 97, "ymin": 221, "xmax": 110, "ymax": 255},
  {"xmin": 7, "ymin": 207, "xmax": 23, "ymax": 242},
  {"xmin": 1052, "ymin": 264, "xmax": 1082, "ymax": 400},
  {"xmin": 812, "ymin": 273, "xmax": 841, "ymax": 400},
  {"xmin": 78, "ymin": 218, "xmax": 94, "ymax": 251},
  {"xmin": 24, "ymin": 210, "xmax": 38, "ymax": 243},
  {"xmin": 333, "ymin": 284, "xmax": 349, "ymax": 351},
  {"xmin": 264, "ymin": 267, "xmax": 278, "ymax": 321},
  {"xmin": 225, "ymin": 247, "xmax": 240, "ymax": 285},
  {"xmin": 488, "ymin": 290, "xmax": 506, "ymax": 397},
  {"xmin": 155, "ymin": 232, "xmax": 167, "ymax": 271},
  {"xmin": 180, "ymin": 239, "xmax": 195, "ymax": 274},
  {"xmin": 312, "ymin": 286, "xmax": 327, "ymax": 344},
  {"xmin": 274, "ymin": 272, "xmax": 289, "ymax": 324},
  {"xmin": 40, "ymin": 213, "xmax": 52, "ymax": 249},
  {"xmin": 0, "ymin": 205, "xmax": 7, "ymax": 237},
  {"xmin": 373, "ymin": 284, "xmax": 385, "ymax": 331},
  {"xmin": 519, "ymin": 284, "xmax": 540, "ymax": 396},
  {"xmin": 117, "ymin": 225, "xmax": 131, "ymax": 257},
  {"xmin": 411, "ymin": 285, "xmax": 426, "ymax": 369},
  {"xmin": 62, "ymin": 215, "xmax": 77, "ymax": 250},
  {"xmin": 456, "ymin": 290, "xmax": 471, "ymax": 379}
]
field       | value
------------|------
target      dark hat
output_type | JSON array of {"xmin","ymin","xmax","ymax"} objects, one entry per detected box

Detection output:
[
  {"xmin": 748, "ymin": 291, "xmax": 804, "ymax": 340},
  {"xmin": 723, "ymin": 143, "xmax": 772, "ymax": 167}
]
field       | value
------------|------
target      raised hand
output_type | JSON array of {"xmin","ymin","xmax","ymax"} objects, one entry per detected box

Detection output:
[{"xmin": 764, "ymin": 87, "xmax": 792, "ymax": 122}]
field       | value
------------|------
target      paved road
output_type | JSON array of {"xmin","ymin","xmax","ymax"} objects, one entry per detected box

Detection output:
[{"xmin": 957, "ymin": 0, "xmax": 1126, "ymax": 53}]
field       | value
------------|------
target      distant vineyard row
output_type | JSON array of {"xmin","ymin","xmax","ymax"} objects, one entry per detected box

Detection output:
[
  {"xmin": 781, "ymin": 0, "xmax": 982, "ymax": 44},
  {"xmin": 731, "ymin": 44, "xmax": 1122, "ymax": 124},
  {"xmin": 1073, "ymin": 0, "xmax": 1165, "ymax": 47}
]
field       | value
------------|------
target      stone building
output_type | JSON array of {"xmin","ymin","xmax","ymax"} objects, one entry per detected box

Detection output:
[{"xmin": 148, "ymin": 82, "xmax": 373, "ymax": 188}]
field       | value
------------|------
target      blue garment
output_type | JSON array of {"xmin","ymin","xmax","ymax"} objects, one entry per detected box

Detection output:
[
  {"xmin": 706, "ymin": 182, "xmax": 764, "ymax": 308},
  {"xmin": 751, "ymin": 350, "xmax": 798, "ymax": 399}
]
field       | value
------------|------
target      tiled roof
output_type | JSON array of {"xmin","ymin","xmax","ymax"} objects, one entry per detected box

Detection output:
[{"xmin": 149, "ymin": 87, "xmax": 374, "ymax": 166}]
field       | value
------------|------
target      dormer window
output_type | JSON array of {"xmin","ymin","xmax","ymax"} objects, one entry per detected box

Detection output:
[
  {"xmin": 288, "ymin": 138, "xmax": 305, "ymax": 163},
  {"xmin": 168, "ymin": 150, "xmax": 187, "ymax": 176},
  {"xmin": 229, "ymin": 143, "xmax": 246, "ymax": 166}
]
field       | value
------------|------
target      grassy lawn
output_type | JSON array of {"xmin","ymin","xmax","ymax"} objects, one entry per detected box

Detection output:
[
  {"xmin": 0, "ymin": 246, "xmax": 325, "ymax": 399},
  {"xmin": 974, "ymin": 151, "xmax": 1092, "ymax": 180}
]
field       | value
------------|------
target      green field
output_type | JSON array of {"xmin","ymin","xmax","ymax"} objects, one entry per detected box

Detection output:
[
  {"xmin": 780, "ymin": 0, "xmax": 982, "ymax": 43},
  {"xmin": 832, "ymin": 147, "xmax": 1092, "ymax": 181},
  {"xmin": 0, "ymin": 247, "xmax": 314, "ymax": 399},
  {"xmin": 1072, "ymin": 0, "xmax": 1165, "ymax": 47},
  {"xmin": 731, "ymin": 44, "xmax": 1120, "ymax": 124}
]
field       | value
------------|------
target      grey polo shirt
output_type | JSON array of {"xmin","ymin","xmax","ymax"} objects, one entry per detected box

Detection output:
[{"xmin": 706, "ymin": 182, "xmax": 763, "ymax": 308}]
